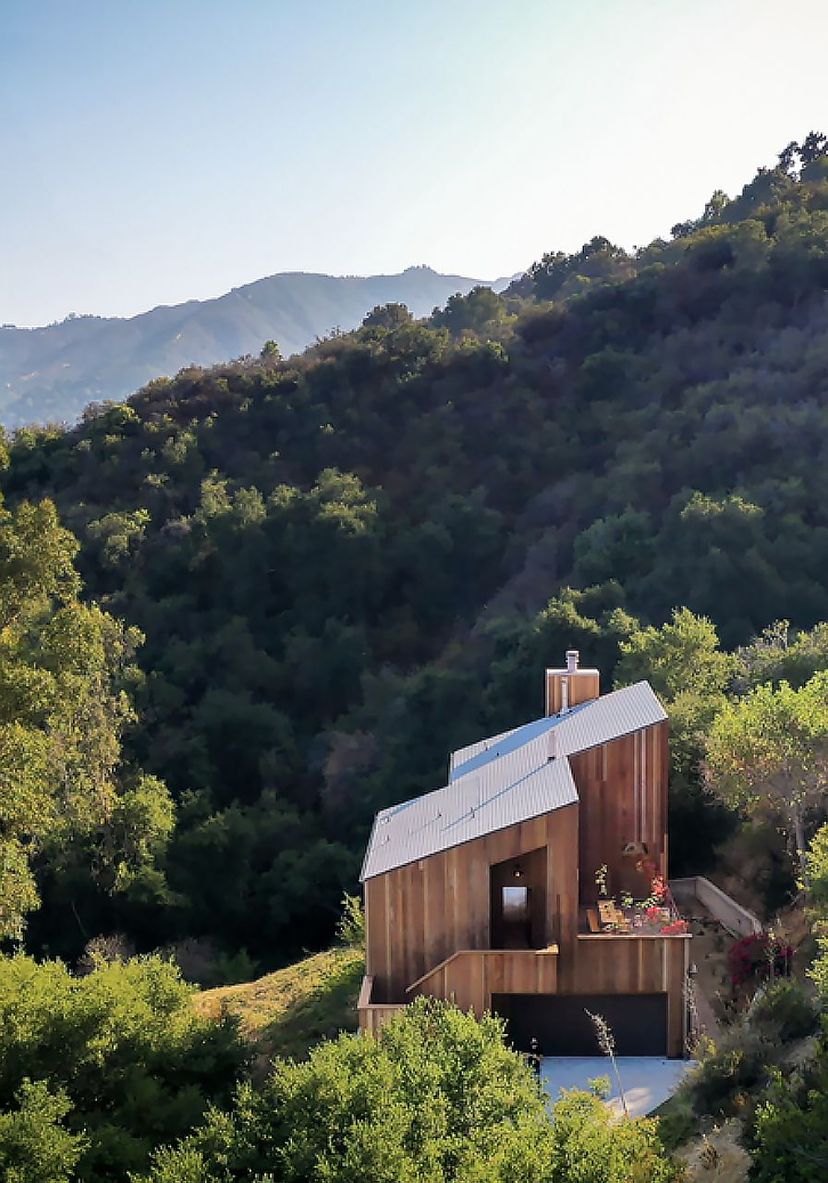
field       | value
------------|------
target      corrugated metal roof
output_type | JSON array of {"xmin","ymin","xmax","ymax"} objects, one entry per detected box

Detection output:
[
  {"xmin": 449, "ymin": 722, "xmax": 522, "ymax": 775},
  {"xmin": 360, "ymin": 681, "xmax": 666, "ymax": 881},
  {"xmin": 361, "ymin": 754, "xmax": 577, "ymax": 881},
  {"xmin": 450, "ymin": 682, "xmax": 666, "ymax": 782}
]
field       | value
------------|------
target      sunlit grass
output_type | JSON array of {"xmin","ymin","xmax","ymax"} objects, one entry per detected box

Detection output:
[{"xmin": 195, "ymin": 945, "xmax": 364, "ymax": 1067}]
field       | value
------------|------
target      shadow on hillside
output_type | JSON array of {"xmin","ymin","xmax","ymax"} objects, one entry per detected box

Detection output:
[{"xmin": 257, "ymin": 952, "xmax": 364, "ymax": 1067}]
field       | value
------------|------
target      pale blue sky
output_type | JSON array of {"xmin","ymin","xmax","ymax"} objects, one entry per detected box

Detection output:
[{"xmin": 1, "ymin": 0, "xmax": 826, "ymax": 326}]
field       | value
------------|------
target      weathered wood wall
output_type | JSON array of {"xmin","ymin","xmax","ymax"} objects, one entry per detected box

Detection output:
[
  {"xmin": 407, "ymin": 948, "xmax": 559, "ymax": 1013},
  {"xmin": 569, "ymin": 721, "xmax": 668, "ymax": 902},
  {"xmin": 362, "ymin": 719, "xmax": 684, "ymax": 1053},
  {"xmin": 561, "ymin": 934, "xmax": 690, "ymax": 1056},
  {"xmin": 545, "ymin": 669, "xmax": 600, "ymax": 715},
  {"xmin": 360, "ymin": 935, "xmax": 688, "ymax": 1055},
  {"xmin": 364, "ymin": 807, "xmax": 579, "ymax": 1003}
]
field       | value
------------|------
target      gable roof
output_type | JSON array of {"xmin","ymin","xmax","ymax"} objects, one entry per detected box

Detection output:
[
  {"xmin": 360, "ymin": 754, "xmax": 578, "ymax": 882},
  {"xmin": 449, "ymin": 681, "xmax": 666, "ymax": 782},
  {"xmin": 361, "ymin": 681, "xmax": 666, "ymax": 881}
]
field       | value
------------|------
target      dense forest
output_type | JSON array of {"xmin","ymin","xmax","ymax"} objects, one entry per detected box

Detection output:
[
  {"xmin": 1, "ymin": 135, "xmax": 828, "ymax": 1181},
  {"xmin": 3, "ymin": 134, "xmax": 828, "ymax": 976}
]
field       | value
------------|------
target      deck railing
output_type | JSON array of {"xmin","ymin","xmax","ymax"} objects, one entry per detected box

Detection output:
[{"xmin": 357, "ymin": 975, "xmax": 406, "ymax": 1033}]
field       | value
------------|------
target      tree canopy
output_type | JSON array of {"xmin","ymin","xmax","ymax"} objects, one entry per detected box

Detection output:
[
  {"xmin": 0, "ymin": 493, "xmax": 173, "ymax": 941},
  {"xmin": 140, "ymin": 999, "xmax": 678, "ymax": 1183},
  {"xmin": 706, "ymin": 673, "xmax": 828, "ymax": 871},
  {"xmin": 4, "ymin": 136, "xmax": 828, "ymax": 963}
]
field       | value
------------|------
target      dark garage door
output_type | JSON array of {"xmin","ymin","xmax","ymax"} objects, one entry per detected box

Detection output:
[{"xmin": 493, "ymin": 993, "xmax": 668, "ymax": 1057}]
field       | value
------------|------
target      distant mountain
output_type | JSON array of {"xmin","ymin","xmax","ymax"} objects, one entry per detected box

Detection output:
[{"xmin": 0, "ymin": 266, "xmax": 499, "ymax": 428}]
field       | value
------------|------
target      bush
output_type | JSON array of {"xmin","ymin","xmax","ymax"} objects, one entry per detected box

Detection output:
[
  {"xmin": 748, "ymin": 979, "xmax": 819, "ymax": 1041},
  {"xmin": 728, "ymin": 932, "xmax": 794, "ymax": 988},
  {"xmin": 336, "ymin": 891, "xmax": 365, "ymax": 948},
  {"xmin": 686, "ymin": 1029, "xmax": 772, "ymax": 1117},
  {"xmin": 0, "ymin": 1080, "xmax": 85, "ymax": 1183},
  {"xmin": 0, "ymin": 954, "xmax": 247, "ymax": 1182},
  {"xmin": 547, "ymin": 1089, "xmax": 678, "ymax": 1183},
  {"xmin": 752, "ymin": 1050, "xmax": 828, "ymax": 1182},
  {"xmin": 141, "ymin": 999, "xmax": 681, "ymax": 1183}
]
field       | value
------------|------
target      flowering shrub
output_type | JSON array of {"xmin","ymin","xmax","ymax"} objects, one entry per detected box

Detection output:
[
  {"xmin": 590, "ymin": 859, "xmax": 687, "ymax": 934},
  {"xmin": 728, "ymin": 932, "xmax": 794, "ymax": 988},
  {"xmin": 660, "ymin": 919, "xmax": 689, "ymax": 935}
]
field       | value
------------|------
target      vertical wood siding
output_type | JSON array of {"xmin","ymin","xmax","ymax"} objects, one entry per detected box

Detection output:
[{"xmin": 362, "ymin": 719, "xmax": 685, "ymax": 1054}]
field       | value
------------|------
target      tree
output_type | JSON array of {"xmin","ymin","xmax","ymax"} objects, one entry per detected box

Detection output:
[
  {"xmin": 735, "ymin": 620, "xmax": 828, "ymax": 692},
  {"xmin": 546, "ymin": 1089, "xmax": 676, "ymax": 1183},
  {"xmin": 616, "ymin": 607, "xmax": 734, "ymax": 706},
  {"xmin": 141, "ymin": 999, "xmax": 678, "ymax": 1183},
  {"xmin": 0, "ymin": 495, "xmax": 173, "ymax": 939},
  {"xmin": 750, "ymin": 823, "xmax": 828, "ymax": 1181},
  {"xmin": 259, "ymin": 339, "xmax": 282, "ymax": 361},
  {"xmin": 702, "ymin": 189, "xmax": 730, "ymax": 222},
  {"xmin": 804, "ymin": 823, "xmax": 828, "ymax": 998},
  {"xmin": 706, "ymin": 673, "xmax": 828, "ymax": 873},
  {"xmin": 530, "ymin": 236, "xmax": 632, "ymax": 300},
  {"xmin": 573, "ymin": 507, "xmax": 655, "ymax": 587},
  {"xmin": 361, "ymin": 303, "xmax": 412, "ymax": 330},
  {"xmin": 0, "ymin": 1080, "xmax": 84, "ymax": 1183},
  {"xmin": 431, "ymin": 285, "xmax": 505, "ymax": 335},
  {"xmin": 615, "ymin": 606, "xmax": 735, "ymax": 807},
  {"xmin": 616, "ymin": 616, "xmax": 741, "ymax": 879}
]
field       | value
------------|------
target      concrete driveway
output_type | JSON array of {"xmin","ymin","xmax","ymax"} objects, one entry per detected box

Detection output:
[{"xmin": 540, "ymin": 1057, "xmax": 691, "ymax": 1117}]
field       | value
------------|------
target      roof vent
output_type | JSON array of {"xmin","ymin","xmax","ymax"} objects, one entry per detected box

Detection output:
[{"xmin": 566, "ymin": 649, "xmax": 579, "ymax": 673}]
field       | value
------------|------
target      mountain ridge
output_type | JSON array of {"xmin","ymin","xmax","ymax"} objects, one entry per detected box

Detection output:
[{"xmin": 0, "ymin": 265, "xmax": 506, "ymax": 428}]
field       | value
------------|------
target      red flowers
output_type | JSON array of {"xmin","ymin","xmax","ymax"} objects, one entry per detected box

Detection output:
[
  {"xmin": 650, "ymin": 875, "xmax": 667, "ymax": 900},
  {"xmin": 727, "ymin": 932, "xmax": 794, "ymax": 987},
  {"xmin": 635, "ymin": 857, "xmax": 667, "ymax": 900},
  {"xmin": 660, "ymin": 919, "xmax": 689, "ymax": 935}
]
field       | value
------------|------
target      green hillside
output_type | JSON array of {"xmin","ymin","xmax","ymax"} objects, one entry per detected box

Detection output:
[
  {"xmin": 195, "ymin": 946, "xmax": 363, "ymax": 1066},
  {"xmin": 5, "ymin": 135, "xmax": 828, "ymax": 971}
]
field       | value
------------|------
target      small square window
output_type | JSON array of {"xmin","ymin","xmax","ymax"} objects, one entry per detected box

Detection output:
[{"xmin": 502, "ymin": 885, "xmax": 529, "ymax": 920}]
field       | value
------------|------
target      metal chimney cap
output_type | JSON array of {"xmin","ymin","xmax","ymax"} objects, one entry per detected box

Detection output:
[{"xmin": 565, "ymin": 649, "xmax": 580, "ymax": 672}]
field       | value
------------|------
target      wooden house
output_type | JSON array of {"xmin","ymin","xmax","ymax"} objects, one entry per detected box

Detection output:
[{"xmin": 358, "ymin": 651, "xmax": 691, "ymax": 1057}]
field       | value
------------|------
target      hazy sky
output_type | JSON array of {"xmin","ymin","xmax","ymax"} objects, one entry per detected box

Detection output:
[{"xmin": 2, "ymin": 0, "xmax": 826, "ymax": 326}]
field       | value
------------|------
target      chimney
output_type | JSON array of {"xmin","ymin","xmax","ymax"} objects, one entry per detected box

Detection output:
[{"xmin": 545, "ymin": 650, "xmax": 600, "ymax": 716}]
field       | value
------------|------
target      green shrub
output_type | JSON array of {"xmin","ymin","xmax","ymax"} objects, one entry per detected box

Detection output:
[
  {"xmin": 686, "ymin": 1029, "xmax": 771, "ymax": 1117},
  {"xmin": 141, "ymin": 998, "xmax": 680, "ymax": 1183},
  {"xmin": 748, "ymin": 979, "xmax": 819, "ymax": 1041},
  {"xmin": 335, "ymin": 891, "xmax": 365, "ymax": 949},
  {"xmin": 654, "ymin": 1091, "xmax": 698, "ymax": 1151},
  {"xmin": 752, "ymin": 1052, "xmax": 828, "ymax": 1182},
  {"xmin": 0, "ymin": 954, "xmax": 247, "ymax": 1182},
  {"xmin": 0, "ymin": 1080, "xmax": 85, "ymax": 1183},
  {"xmin": 547, "ymin": 1089, "xmax": 678, "ymax": 1183}
]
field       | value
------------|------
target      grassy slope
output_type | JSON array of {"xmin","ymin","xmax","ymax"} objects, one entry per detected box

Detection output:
[{"xmin": 195, "ymin": 945, "xmax": 364, "ymax": 1067}]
